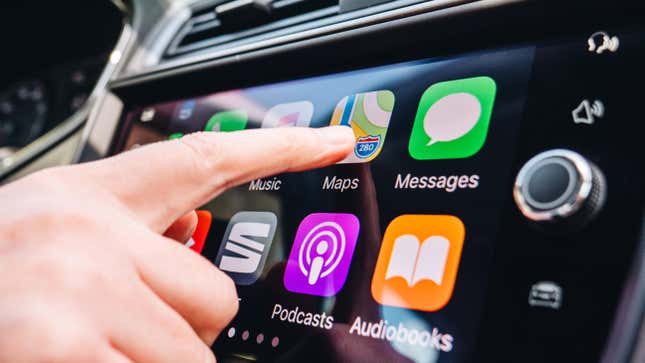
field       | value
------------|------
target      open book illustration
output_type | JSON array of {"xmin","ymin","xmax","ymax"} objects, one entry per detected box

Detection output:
[{"xmin": 385, "ymin": 234, "xmax": 450, "ymax": 286}]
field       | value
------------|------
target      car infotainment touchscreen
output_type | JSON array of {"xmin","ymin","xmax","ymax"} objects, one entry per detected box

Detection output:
[
  {"xmin": 116, "ymin": 46, "xmax": 533, "ymax": 362},
  {"xmin": 112, "ymin": 28, "xmax": 644, "ymax": 362}
]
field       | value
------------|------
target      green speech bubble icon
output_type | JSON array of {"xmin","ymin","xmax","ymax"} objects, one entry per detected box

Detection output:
[{"xmin": 408, "ymin": 76, "xmax": 496, "ymax": 160}]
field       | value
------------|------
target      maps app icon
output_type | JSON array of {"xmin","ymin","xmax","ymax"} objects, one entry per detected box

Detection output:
[{"xmin": 331, "ymin": 90, "xmax": 395, "ymax": 163}]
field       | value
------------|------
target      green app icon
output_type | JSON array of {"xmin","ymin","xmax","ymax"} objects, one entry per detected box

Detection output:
[
  {"xmin": 408, "ymin": 76, "xmax": 496, "ymax": 160},
  {"xmin": 205, "ymin": 110, "xmax": 248, "ymax": 132}
]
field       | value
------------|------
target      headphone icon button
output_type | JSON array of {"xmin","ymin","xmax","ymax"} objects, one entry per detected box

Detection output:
[{"xmin": 587, "ymin": 31, "xmax": 620, "ymax": 54}]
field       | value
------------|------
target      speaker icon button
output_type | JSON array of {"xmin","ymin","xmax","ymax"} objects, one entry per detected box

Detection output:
[
  {"xmin": 284, "ymin": 213, "xmax": 360, "ymax": 297},
  {"xmin": 572, "ymin": 99, "xmax": 604, "ymax": 125}
]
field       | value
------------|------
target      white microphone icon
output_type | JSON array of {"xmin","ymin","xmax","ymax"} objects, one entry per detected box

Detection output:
[
  {"xmin": 309, "ymin": 241, "xmax": 328, "ymax": 284},
  {"xmin": 298, "ymin": 222, "xmax": 346, "ymax": 285}
]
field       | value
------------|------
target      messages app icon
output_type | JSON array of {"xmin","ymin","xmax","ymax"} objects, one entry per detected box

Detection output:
[{"xmin": 409, "ymin": 77, "xmax": 496, "ymax": 160}]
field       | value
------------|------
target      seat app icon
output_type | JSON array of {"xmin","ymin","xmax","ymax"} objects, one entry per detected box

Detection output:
[
  {"xmin": 409, "ymin": 77, "xmax": 496, "ymax": 160},
  {"xmin": 284, "ymin": 213, "xmax": 360, "ymax": 297},
  {"xmin": 330, "ymin": 90, "xmax": 395, "ymax": 163},
  {"xmin": 371, "ymin": 215, "xmax": 465, "ymax": 311},
  {"xmin": 215, "ymin": 211, "xmax": 277, "ymax": 285}
]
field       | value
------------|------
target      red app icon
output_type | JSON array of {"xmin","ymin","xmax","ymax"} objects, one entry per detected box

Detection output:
[{"xmin": 186, "ymin": 210, "xmax": 212, "ymax": 254}]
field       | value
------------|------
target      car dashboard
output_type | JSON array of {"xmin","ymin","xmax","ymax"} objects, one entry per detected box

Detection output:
[{"xmin": 2, "ymin": 1, "xmax": 644, "ymax": 363}]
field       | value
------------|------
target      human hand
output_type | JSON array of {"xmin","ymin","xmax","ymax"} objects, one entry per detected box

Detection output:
[{"xmin": 0, "ymin": 126, "xmax": 354, "ymax": 363}]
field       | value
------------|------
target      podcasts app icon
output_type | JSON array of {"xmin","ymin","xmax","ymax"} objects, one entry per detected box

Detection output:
[{"xmin": 284, "ymin": 213, "xmax": 360, "ymax": 297}]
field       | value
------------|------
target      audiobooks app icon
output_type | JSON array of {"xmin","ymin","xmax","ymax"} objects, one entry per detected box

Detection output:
[{"xmin": 371, "ymin": 215, "xmax": 465, "ymax": 311}]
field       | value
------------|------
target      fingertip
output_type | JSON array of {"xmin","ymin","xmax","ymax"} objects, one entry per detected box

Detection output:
[
  {"xmin": 316, "ymin": 125, "xmax": 356, "ymax": 148},
  {"xmin": 197, "ymin": 275, "xmax": 238, "ymax": 346},
  {"xmin": 314, "ymin": 126, "xmax": 355, "ymax": 164},
  {"xmin": 217, "ymin": 271, "xmax": 240, "ymax": 322}
]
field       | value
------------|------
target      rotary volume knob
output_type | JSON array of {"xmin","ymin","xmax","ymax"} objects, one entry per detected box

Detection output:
[{"xmin": 513, "ymin": 149, "xmax": 606, "ymax": 227}]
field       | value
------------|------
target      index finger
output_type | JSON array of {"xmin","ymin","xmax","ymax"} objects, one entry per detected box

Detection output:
[{"xmin": 83, "ymin": 126, "xmax": 354, "ymax": 232}]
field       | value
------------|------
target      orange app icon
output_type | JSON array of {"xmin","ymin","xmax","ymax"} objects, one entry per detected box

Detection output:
[{"xmin": 371, "ymin": 215, "xmax": 465, "ymax": 311}]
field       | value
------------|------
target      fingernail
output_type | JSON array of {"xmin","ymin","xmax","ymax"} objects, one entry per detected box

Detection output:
[{"xmin": 318, "ymin": 126, "xmax": 355, "ymax": 145}]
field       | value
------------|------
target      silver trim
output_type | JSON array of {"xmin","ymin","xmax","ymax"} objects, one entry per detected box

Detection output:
[
  {"xmin": 129, "ymin": 1, "xmax": 192, "ymax": 70},
  {"xmin": 513, "ymin": 149, "xmax": 594, "ymax": 222},
  {"xmin": 71, "ymin": 23, "xmax": 135, "ymax": 162}
]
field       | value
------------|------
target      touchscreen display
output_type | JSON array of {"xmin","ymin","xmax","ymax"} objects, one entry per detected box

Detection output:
[{"xmin": 118, "ymin": 47, "xmax": 534, "ymax": 362}]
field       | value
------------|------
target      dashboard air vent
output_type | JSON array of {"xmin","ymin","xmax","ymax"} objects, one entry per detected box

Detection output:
[{"xmin": 166, "ymin": 0, "xmax": 338, "ymax": 58}]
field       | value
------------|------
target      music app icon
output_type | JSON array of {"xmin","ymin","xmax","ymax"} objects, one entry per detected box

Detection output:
[
  {"xmin": 261, "ymin": 101, "xmax": 314, "ymax": 128},
  {"xmin": 284, "ymin": 213, "xmax": 360, "ymax": 297}
]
